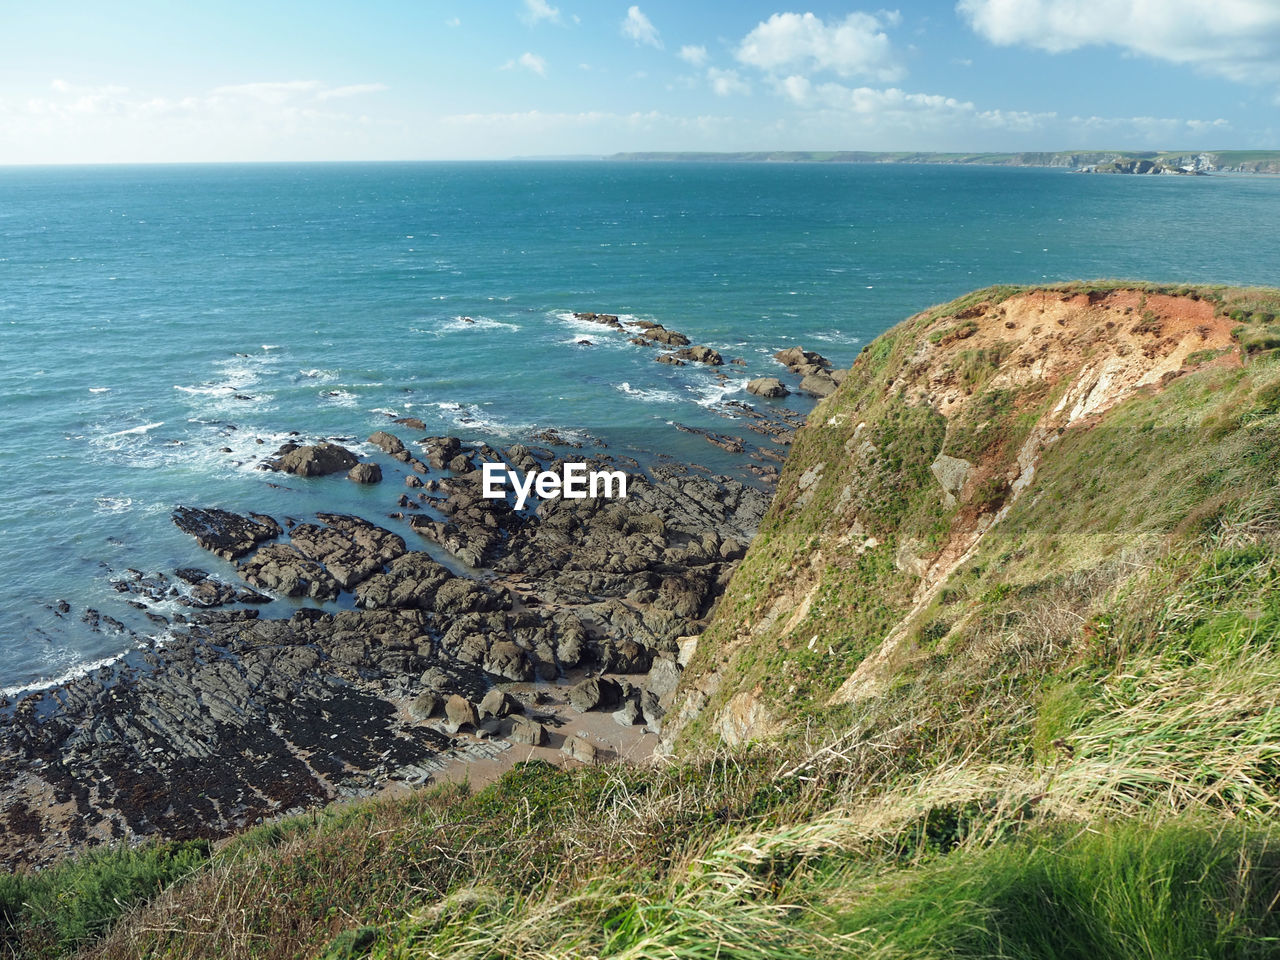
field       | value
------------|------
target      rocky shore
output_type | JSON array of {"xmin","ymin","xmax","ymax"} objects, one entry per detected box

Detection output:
[
  {"xmin": 0, "ymin": 316, "xmax": 849, "ymax": 871},
  {"xmin": 1, "ymin": 434, "xmax": 777, "ymax": 870}
]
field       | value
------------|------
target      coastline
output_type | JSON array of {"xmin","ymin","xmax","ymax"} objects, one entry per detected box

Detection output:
[{"xmin": 0, "ymin": 315, "xmax": 830, "ymax": 871}]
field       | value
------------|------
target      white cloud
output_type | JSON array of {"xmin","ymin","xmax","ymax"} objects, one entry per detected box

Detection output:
[
  {"xmin": 958, "ymin": 0, "xmax": 1280, "ymax": 85},
  {"xmin": 736, "ymin": 11, "xmax": 904, "ymax": 82},
  {"xmin": 521, "ymin": 0, "xmax": 560, "ymax": 25},
  {"xmin": 317, "ymin": 83, "xmax": 389, "ymax": 101},
  {"xmin": 212, "ymin": 81, "xmax": 323, "ymax": 105},
  {"xmin": 707, "ymin": 67, "xmax": 750, "ymax": 96},
  {"xmin": 445, "ymin": 16, "xmax": 461, "ymax": 27},
  {"xmin": 502, "ymin": 52, "xmax": 548, "ymax": 76},
  {"xmin": 622, "ymin": 6, "xmax": 662, "ymax": 49},
  {"xmin": 3, "ymin": 78, "xmax": 393, "ymax": 163},
  {"xmin": 779, "ymin": 74, "xmax": 812, "ymax": 104},
  {"xmin": 679, "ymin": 44, "xmax": 709, "ymax": 66}
]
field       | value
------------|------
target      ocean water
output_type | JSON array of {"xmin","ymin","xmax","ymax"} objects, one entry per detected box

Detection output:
[{"xmin": 2, "ymin": 161, "xmax": 1278, "ymax": 691}]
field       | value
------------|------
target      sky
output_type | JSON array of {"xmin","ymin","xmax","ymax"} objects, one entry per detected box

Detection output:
[{"xmin": 1, "ymin": 0, "xmax": 1278, "ymax": 163}]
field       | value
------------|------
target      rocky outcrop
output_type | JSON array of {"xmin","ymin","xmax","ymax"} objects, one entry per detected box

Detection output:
[
  {"xmin": 348, "ymin": 463, "xmax": 383, "ymax": 484},
  {"xmin": 172, "ymin": 507, "xmax": 282, "ymax": 560},
  {"xmin": 263, "ymin": 442, "xmax": 359, "ymax": 477},
  {"xmin": 674, "ymin": 346, "xmax": 723, "ymax": 366},
  {"xmin": 773, "ymin": 346, "xmax": 831, "ymax": 376},
  {"xmin": 238, "ymin": 544, "xmax": 339, "ymax": 600},
  {"xmin": 747, "ymin": 377, "xmax": 789, "ymax": 398},
  {"xmin": 799, "ymin": 372, "xmax": 838, "ymax": 397}
]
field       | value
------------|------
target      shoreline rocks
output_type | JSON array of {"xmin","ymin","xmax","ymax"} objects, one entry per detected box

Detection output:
[{"xmin": 1, "ymin": 437, "xmax": 773, "ymax": 871}]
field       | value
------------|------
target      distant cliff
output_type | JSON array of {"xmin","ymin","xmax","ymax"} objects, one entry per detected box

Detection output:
[{"xmin": 608, "ymin": 149, "xmax": 1280, "ymax": 174}]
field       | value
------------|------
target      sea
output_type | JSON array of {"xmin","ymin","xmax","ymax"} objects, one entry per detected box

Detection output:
[{"xmin": 2, "ymin": 160, "xmax": 1279, "ymax": 693}]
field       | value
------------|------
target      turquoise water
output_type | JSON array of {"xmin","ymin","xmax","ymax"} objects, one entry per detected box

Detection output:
[{"xmin": 2, "ymin": 161, "xmax": 1278, "ymax": 689}]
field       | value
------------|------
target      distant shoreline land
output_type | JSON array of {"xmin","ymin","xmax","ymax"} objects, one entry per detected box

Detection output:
[{"xmin": 606, "ymin": 150, "xmax": 1280, "ymax": 175}]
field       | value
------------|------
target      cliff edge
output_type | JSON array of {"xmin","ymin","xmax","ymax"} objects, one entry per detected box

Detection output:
[{"xmin": 665, "ymin": 282, "xmax": 1280, "ymax": 750}]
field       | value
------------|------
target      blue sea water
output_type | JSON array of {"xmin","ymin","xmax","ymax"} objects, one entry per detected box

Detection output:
[{"xmin": 2, "ymin": 161, "xmax": 1279, "ymax": 691}]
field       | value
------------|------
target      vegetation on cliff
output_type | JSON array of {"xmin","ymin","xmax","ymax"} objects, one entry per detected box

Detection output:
[{"xmin": 5, "ymin": 282, "xmax": 1280, "ymax": 959}]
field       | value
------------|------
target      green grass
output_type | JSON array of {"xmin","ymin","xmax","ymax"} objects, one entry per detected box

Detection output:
[
  {"xmin": 0, "ymin": 839, "xmax": 209, "ymax": 958},
  {"xmin": 832, "ymin": 821, "xmax": 1280, "ymax": 960}
]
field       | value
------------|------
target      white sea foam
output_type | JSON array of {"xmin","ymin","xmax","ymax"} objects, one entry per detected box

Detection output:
[
  {"xmin": 299, "ymin": 368, "xmax": 340, "ymax": 381},
  {"xmin": 809, "ymin": 329, "xmax": 862, "ymax": 346},
  {"xmin": 692, "ymin": 379, "xmax": 745, "ymax": 407},
  {"xmin": 320, "ymin": 389, "xmax": 357, "ymax": 406},
  {"xmin": 413, "ymin": 315, "xmax": 520, "ymax": 336},
  {"xmin": 0, "ymin": 650, "xmax": 131, "ymax": 699},
  {"xmin": 0, "ymin": 628, "xmax": 179, "ymax": 699},
  {"xmin": 433, "ymin": 401, "xmax": 527, "ymax": 436},
  {"xmin": 616, "ymin": 382, "xmax": 681, "ymax": 404},
  {"xmin": 103, "ymin": 421, "xmax": 163, "ymax": 438},
  {"xmin": 88, "ymin": 387, "xmax": 110, "ymax": 394},
  {"xmin": 261, "ymin": 344, "xmax": 281, "ymax": 351},
  {"xmin": 93, "ymin": 496, "xmax": 134, "ymax": 513}
]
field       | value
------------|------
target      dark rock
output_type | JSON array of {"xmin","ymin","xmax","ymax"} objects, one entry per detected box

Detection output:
[
  {"xmin": 264, "ymin": 442, "xmax": 359, "ymax": 477},
  {"xmin": 773, "ymin": 346, "xmax": 831, "ymax": 371},
  {"xmin": 420, "ymin": 437, "xmax": 463, "ymax": 470},
  {"xmin": 483, "ymin": 641, "xmax": 532, "ymax": 682},
  {"xmin": 602, "ymin": 638, "xmax": 653, "ymax": 674},
  {"xmin": 368, "ymin": 431, "xmax": 406, "ymax": 456},
  {"xmin": 747, "ymin": 377, "xmax": 789, "ymax": 398},
  {"xmin": 287, "ymin": 514, "xmax": 406, "ymax": 590},
  {"xmin": 568, "ymin": 677, "xmax": 622, "ymax": 712},
  {"xmin": 648, "ymin": 326, "xmax": 691, "ymax": 346},
  {"xmin": 172, "ymin": 507, "xmax": 282, "ymax": 560},
  {"xmin": 348, "ymin": 463, "xmax": 382, "ymax": 484},
  {"xmin": 433, "ymin": 579, "xmax": 508, "ymax": 616},
  {"xmin": 394, "ymin": 417, "xmax": 426, "ymax": 431},
  {"xmin": 799, "ymin": 372, "xmax": 838, "ymax": 397},
  {"xmin": 509, "ymin": 716, "xmax": 547, "ymax": 746},
  {"xmin": 675, "ymin": 346, "xmax": 723, "ymax": 366},
  {"xmin": 408, "ymin": 692, "xmax": 441, "ymax": 721},
  {"xmin": 656, "ymin": 354, "xmax": 686, "ymax": 366},
  {"xmin": 237, "ymin": 544, "xmax": 339, "ymax": 600},
  {"xmin": 444, "ymin": 694, "xmax": 479, "ymax": 731},
  {"xmin": 356, "ymin": 552, "xmax": 454, "ymax": 610},
  {"xmin": 478, "ymin": 689, "xmax": 517, "ymax": 719}
]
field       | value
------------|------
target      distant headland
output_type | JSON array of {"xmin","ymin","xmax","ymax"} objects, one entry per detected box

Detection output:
[{"xmin": 606, "ymin": 149, "xmax": 1280, "ymax": 174}]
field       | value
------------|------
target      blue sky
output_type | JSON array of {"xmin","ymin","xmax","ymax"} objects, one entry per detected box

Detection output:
[{"xmin": 1, "ymin": 1, "xmax": 1277, "ymax": 163}]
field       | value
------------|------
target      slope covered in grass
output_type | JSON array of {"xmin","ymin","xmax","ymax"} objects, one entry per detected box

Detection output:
[{"xmin": 5, "ymin": 283, "xmax": 1280, "ymax": 960}]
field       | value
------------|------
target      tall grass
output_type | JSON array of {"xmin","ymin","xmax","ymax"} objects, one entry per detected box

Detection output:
[
  {"xmin": 0, "ymin": 839, "xmax": 208, "ymax": 958},
  {"xmin": 832, "ymin": 822, "xmax": 1280, "ymax": 960}
]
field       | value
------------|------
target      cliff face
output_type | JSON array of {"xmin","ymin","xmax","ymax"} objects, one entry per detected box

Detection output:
[{"xmin": 664, "ymin": 283, "xmax": 1280, "ymax": 751}]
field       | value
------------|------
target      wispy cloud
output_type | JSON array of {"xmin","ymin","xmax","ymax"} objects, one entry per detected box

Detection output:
[
  {"xmin": 521, "ymin": 0, "xmax": 560, "ymax": 26},
  {"xmin": 317, "ymin": 83, "xmax": 389, "ymax": 101},
  {"xmin": 679, "ymin": 44, "xmax": 708, "ymax": 66},
  {"xmin": 502, "ymin": 52, "xmax": 548, "ymax": 76},
  {"xmin": 707, "ymin": 67, "xmax": 750, "ymax": 97},
  {"xmin": 622, "ymin": 6, "xmax": 662, "ymax": 49}
]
